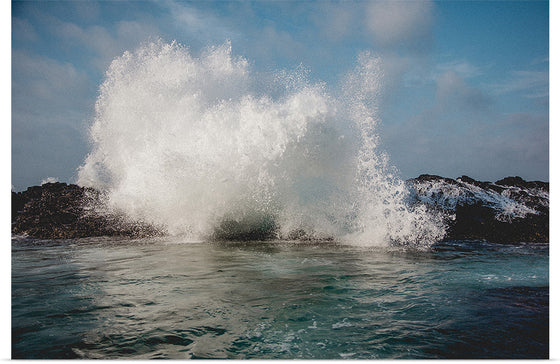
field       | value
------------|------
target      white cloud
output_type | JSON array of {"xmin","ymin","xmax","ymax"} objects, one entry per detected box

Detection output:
[
  {"xmin": 12, "ymin": 51, "xmax": 94, "ymax": 189},
  {"xmin": 12, "ymin": 50, "xmax": 91, "ymax": 113},
  {"xmin": 71, "ymin": 1, "xmax": 100, "ymax": 22},
  {"xmin": 52, "ymin": 18, "xmax": 162, "ymax": 72},
  {"xmin": 365, "ymin": 0, "xmax": 435, "ymax": 51},
  {"xmin": 163, "ymin": 1, "xmax": 239, "ymax": 44},
  {"xmin": 382, "ymin": 67, "xmax": 547, "ymax": 181},
  {"xmin": 435, "ymin": 71, "xmax": 492, "ymax": 111},
  {"xmin": 530, "ymin": 56, "xmax": 549, "ymax": 66},
  {"xmin": 12, "ymin": 17, "xmax": 38, "ymax": 42},
  {"xmin": 250, "ymin": 26, "xmax": 306, "ymax": 65},
  {"xmin": 475, "ymin": 112, "xmax": 548, "ymax": 178},
  {"xmin": 311, "ymin": 2, "xmax": 358, "ymax": 42},
  {"xmin": 490, "ymin": 70, "xmax": 549, "ymax": 99},
  {"xmin": 436, "ymin": 60, "xmax": 482, "ymax": 79},
  {"xmin": 357, "ymin": 1, "xmax": 437, "ymax": 105}
]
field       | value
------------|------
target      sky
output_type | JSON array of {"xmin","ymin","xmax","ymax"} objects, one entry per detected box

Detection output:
[{"xmin": 10, "ymin": 0, "xmax": 550, "ymax": 191}]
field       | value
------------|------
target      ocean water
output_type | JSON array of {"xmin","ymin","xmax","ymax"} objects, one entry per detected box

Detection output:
[{"xmin": 12, "ymin": 236, "xmax": 548, "ymax": 359}]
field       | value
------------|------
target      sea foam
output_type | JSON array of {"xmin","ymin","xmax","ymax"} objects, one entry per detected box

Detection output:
[{"xmin": 78, "ymin": 40, "xmax": 446, "ymax": 246}]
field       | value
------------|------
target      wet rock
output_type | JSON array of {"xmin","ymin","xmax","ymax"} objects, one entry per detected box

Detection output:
[
  {"xmin": 12, "ymin": 176, "xmax": 549, "ymax": 244},
  {"xmin": 12, "ymin": 182, "xmax": 163, "ymax": 239},
  {"xmin": 408, "ymin": 175, "xmax": 549, "ymax": 244}
]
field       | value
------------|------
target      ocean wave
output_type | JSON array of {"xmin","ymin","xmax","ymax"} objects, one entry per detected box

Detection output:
[{"xmin": 76, "ymin": 40, "xmax": 446, "ymax": 247}]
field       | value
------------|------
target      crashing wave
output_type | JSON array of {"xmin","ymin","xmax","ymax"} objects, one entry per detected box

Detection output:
[{"xmin": 76, "ymin": 40, "xmax": 447, "ymax": 247}]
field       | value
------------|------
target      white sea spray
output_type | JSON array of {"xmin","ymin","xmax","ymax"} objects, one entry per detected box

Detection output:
[
  {"xmin": 412, "ymin": 177, "xmax": 546, "ymax": 222},
  {"xmin": 78, "ymin": 40, "xmax": 446, "ymax": 246},
  {"xmin": 40, "ymin": 177, "xmax": 59, "ymax": 185}
]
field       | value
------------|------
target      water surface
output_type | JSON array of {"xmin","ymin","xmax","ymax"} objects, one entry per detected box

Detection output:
[{"xmin": 12, "ymin": 237, "xmax": 548, "ymax": 359}]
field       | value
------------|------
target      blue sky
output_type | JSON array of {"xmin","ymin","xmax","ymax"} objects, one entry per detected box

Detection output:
[{"xmin": 11, "ymin": 0, "xmax": 549, "ymax": 191}]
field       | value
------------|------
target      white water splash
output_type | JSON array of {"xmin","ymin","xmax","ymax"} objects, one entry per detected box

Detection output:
[
  {"xmin": 78, "ymin": 40, "xmax": 445, "ymax": 246},
  {"xmin": 41, "ymin": 177, "xmax": 59, "ymax": 185},
  {"xmin": 411, "ymin": 177, "xmax": 547, "ymax": 222}
]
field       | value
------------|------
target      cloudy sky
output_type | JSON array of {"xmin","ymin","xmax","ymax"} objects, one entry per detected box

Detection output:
[{"xmin": 11, "ymin": 0, "xmax": 549, "ymax": 191}]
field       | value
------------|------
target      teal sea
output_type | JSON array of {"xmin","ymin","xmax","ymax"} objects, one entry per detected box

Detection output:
[{"xmin": 12, "ymin": 236, "xmax": 548, "ymax": 359}]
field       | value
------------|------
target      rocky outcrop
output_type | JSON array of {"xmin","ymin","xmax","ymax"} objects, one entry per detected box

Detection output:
[
  {"xmin": 12, "ymin": 176, "xmax": 549, "ymax": 243},
  {"xmin": 408, "ymin": 174, "xmax": 549, "ymax": 243},
  {"xmin": 12, "ymin": 182, "xmax": 162, "ymax": 239}
]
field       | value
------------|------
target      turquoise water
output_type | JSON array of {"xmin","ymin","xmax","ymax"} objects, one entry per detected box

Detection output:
[{"xmin": 12, "ymin": 237, "xmax": 548, "ymax": 359}]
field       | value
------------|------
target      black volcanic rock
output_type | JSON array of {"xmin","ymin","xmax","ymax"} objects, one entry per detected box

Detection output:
[
  {"xmin": 12, "ymin": 176, "xmax": 549, "ymax": 244},
  {"xmin": 408, "ymin": 175, "xmax": 549, "ymax": 244},
  {"xmin": 415, "ymin": 174, "xmax": 460, "ymax": 185},
  {"xmin": 449, "ymin": 202, "xmax": 548, "ymax": 244},
  {"xmin": 12, "ymin": 182, "xmax": 162, "ymax": 239},
  {"xmin": 495, "ymin": 176, "xmax": 549, "ymax": 191}
]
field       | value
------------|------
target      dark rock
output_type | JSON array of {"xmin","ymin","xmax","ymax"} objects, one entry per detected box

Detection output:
[
  {"xmin": 408, "ymin": 175, "xmax": 549, "ymax": 244},
  {"xmin": 12, "ymin": 182, "xmax": 163, "ymax": 239},
  {"xmin": 416, "ymin": 174, "xmax": 460, "ymax": 185},
  {"xmin": 457, "ymin": 175, "xmax": 477, "ymax": 184},
  {"xmin": 447, "ymin": 203, "xmax": 548, "ymax": 244},
  {"xmin": 13, "ymin": 175, "xmax": 549, "ymax": 244},
  {"xmin": 496, "ymin": 176, "xmax": 549, "ymax": 191},
  {"xmin": 212, "ymin": 215, "xmax": 278, "ymax": 241},
  {"xmin": 457, "ymin": 175, "xmax": 502, "ymax": 193}
]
